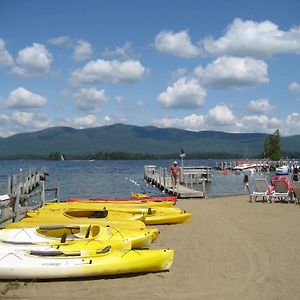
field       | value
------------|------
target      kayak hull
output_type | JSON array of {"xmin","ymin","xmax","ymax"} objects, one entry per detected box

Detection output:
[{"xmin": 0, "ymin": 247, "xmax": 174, "ymax": 279}]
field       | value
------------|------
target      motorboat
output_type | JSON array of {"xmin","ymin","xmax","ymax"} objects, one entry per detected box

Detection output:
[
  {"xmin": 275, "ymin": 165, "xmax": 290, "ymax": 175},
  {"xmin": 232, "ymin": 162, "xmax": 257, "ymax": 171}
]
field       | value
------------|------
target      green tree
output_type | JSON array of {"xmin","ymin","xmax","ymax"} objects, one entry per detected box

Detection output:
[
  {"xmin": 264, "ymin": 129, "xmax": 281, "ymax": 161},
  {"xmin": 48, "ymin": 152, "xmax": 61, "ymax": 160}
]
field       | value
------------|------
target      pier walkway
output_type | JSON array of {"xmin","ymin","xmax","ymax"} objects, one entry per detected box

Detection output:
[{"xmin": 144, "ymin": 165, "xmax": 210, "ymax": 198}]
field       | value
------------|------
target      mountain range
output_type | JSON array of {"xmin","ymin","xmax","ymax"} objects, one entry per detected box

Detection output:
[{"xmin": 1, "ymin": 123, "xmax": 300, "ymax": 158}]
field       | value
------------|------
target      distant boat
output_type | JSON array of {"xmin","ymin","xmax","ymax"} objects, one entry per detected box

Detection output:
[
  {"xmin": 275, "ymin": 165, "xmax": 289, "ymax": 175},
  {"xmin": 60, "ymin": 154, "xmax": 65, "ymax": 161},
  {"xmin": 233, "ymin": 162, "xmax": 257, "ymax": 171}
]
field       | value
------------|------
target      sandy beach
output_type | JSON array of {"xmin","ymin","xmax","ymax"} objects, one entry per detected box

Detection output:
[{"xmin": 1, "ymin": 194, "xmax": 300, "ymax": 300}]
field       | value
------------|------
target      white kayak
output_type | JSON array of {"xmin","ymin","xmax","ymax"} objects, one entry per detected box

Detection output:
[{"xmin": 0, "ymin": 246, "xmax": 174, "ymax": 279}]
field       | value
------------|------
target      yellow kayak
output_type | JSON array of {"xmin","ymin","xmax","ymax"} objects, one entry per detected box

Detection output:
[
  {"xmin": 0, "ymin": 224, "xmax": 159, "ymax": 249},
  {"xmin": 28, "ymin": 203, "xmax": 190, "ymax": 225},
  {"xmin": 6, "ymin": 213, "xmax": 147, "ymax": 230},
  {"xmin": 26, "ymin": 208, "xmax": 145, "ymax": 222},
  {"xmin": 47, "ymin": 200, "xmax": 175, "ymax": 208},
  {"xmin": 145, "ymin": 207, "xmax": 192, "ymax": 225},
  {"xmin": 131, "ymin": 192, "xmax": 149, "ymax": 198},
  {"xmin": 0, "ymin": 245, "xmax": 174, "ymax": 279},
  {"xmin": 0, "ymin": 235, "xmax": 131, "ymax": 253},
  {"xmin": 39, "ymin": 202, "xmax": 174, "ymax": 216}
]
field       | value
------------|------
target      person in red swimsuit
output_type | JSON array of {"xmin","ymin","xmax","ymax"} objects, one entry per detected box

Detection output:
[{"xmin": 170, "ymin": 161, "xmax": 180, "ymax": 190}]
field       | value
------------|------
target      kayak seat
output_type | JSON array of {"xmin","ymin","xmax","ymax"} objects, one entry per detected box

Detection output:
[{"xmin": 88, "ymin": 210, "xmax": 108, "ymax": 218}]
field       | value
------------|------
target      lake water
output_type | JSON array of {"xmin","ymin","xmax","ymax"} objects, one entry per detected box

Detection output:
[{"xmin": 0, "ymin": 159, "xmax": 283, "ymax": 200}]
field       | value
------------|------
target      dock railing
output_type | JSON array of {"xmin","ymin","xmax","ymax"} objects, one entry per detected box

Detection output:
[
  {"xmin": 0, "ymin": 168, "xmax": 59, "ymax": 227},
  {"xmin": 144, "ymin": 165, "xmax": 211, "ymax": 198}
]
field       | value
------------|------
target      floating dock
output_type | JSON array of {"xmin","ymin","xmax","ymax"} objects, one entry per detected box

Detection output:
[{"xmin": 144, "ymin": 165, "xmax": 210, "ymax": 198}]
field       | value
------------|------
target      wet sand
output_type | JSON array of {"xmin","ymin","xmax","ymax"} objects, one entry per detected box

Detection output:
[{"xmin": 1, "ymin": 195, "xmax": 300, "ymax": 300}]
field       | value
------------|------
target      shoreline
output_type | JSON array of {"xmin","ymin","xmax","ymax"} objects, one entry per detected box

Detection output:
[{"xmin": 1, "ymin": 194, "xmax": 300, "ymax": 300}]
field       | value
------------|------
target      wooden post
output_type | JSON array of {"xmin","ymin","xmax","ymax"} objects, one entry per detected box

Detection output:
[
  {"xmin": 56, "ymin": 183, "xmax": 60, "ymax": 202},
  {"xmin": 13, "ymin": 195, "xmax": 20, "ymax": 223},
  {"xmin": 40, "ymin": 180, "xmax": 45, "ymax": 205},
  {"xmin": 7, "ymin": 176, "xmax": 12, "ymax": 195}
]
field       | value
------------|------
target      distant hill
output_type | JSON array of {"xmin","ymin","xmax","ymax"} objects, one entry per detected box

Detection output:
[{"xmin": 0, "ymin": 123, "xmax": 299, "ymax": 158}]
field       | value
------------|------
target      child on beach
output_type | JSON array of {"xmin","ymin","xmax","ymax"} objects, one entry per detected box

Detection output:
[{"xmin": 243, "ymin": 174, "xmax": 250, "ymax": 193}]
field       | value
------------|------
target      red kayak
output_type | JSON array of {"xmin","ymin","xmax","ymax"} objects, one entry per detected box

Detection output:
[{"xmin": 66, "ymin": 195, "xmax": 177, "ymax": 204}]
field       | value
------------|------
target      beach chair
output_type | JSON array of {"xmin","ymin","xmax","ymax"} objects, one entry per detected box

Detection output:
[
  {"xmin": 249, "ymin": 179, "xmax": 271, "ymax": 203},
  {"xmin": 291, "ymin": 181, "xmax": 300, "ymax": 204},
  {"xmin": 271, "ymin": 180, "xmax": 292, "ymax": 203}
]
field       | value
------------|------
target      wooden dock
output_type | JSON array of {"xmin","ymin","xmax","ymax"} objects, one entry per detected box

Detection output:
[
  {"xmin": 144, "ymin": 165, "xmax": 210, "ymax": 198},
  {"xmin": 0, "ymin": 168, "xmax": 59, "ymax": 228}
]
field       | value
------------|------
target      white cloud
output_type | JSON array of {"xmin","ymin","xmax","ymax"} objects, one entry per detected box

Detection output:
[
  {"xmin": 10, "ymin": 111, "xmax": 51, "ymax": 128},
  {"xmin": 0, "ymin": 39, "xmax": 14, "ymax": 66},
  {"xmin": 240, "ymin": 115, "xmax": 281, "ymax": 134},
  {"xmin": 194, "ymin": 56, "xmax": 269, "ymax": 89},
  {"xmin": 207, "ymin": 104, "xmax": 235, "ymax": 125},
  {"xmin": 247, "ymin": 98, "xmax": 273, "ymax": 113},
  {"xmin": 115, "ymin": 95, "xmax": 124, "ymax": 104},
  {"xmin": 203, "ymin": 18, "xmax": 300, "ymax": 58},
  {"xmin": 48, "ymin": 36, "xmax": 73, "ymax": 47},
  {"xmin": 157, "ymin": 77, "xmax": 206, "ymax": 108},
  {"xmin": 6, "ymin": 87, "xmax": 47, "ymax": 109},
  {"xmin": 73, "ymin": 88, "xmax": 108, "ymax": 112},
  {"xmin": 152, "ymin": 105, "xmax": 300, "ymax": 135},
  {"xmin": 102, "ymin": 42, "xmax": 136, "ymax": 58},
  {"xmin": 73, "ymin": 40, "xmax": 93, "ymax": 61},
  {"xmin": 286, "ymin": 113, "xmax": 300, "ymax": 133},
  {"xmin": 12, "ymin": 43, "xmax": 52, "ymax": 77},
  {"xmin": 136, "ymin": 100, "xmax": 144, "ymax": 107},
  {"xmin": 154, "ymin": 30, "xmax": 202, "ymax": 58},
  {"xmin": 0, "ymin": 111, "xmax": 52, "ymax": 136},
  {"xmin": 104, "ymin": 115, "xmax": 112, "ymax": 123},
  {"xmin": 153, "ymin": 114, "xmax": 206, "ymax": 131},
  {"xmin": 288, "ymin": 81, "xmax": 300, "ymax": 93},
  {"xmin": 171, "ymin": 68, "xmax": 188, "ymax": 81},
  {"xmin": 70, "ymin": 59, "xmax": 145, "ymax": 84},
  {"xmin": 64, "ymin": 114, "xmax": 98, "ymax": 128}
]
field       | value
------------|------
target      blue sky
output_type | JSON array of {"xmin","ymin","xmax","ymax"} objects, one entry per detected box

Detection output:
[{"xmin": 0, "ymin": 0, "xmax": 300, "ymax": 137}]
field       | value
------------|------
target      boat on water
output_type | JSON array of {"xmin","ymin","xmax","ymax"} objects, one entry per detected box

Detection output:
[
  {"xmin": 0, "ymin": 245, "xmax": 174, "ymax": 279},
  {"xmin": 232, "ymin": 163, "xmax": 257, "ymax": 171},
  {"xmin": 232, "ymin": 160, "xmax": 269, "ymax": 172},
  {"xmin": 275, "ymin": 165, "xmax": 290, "ymax": 175}
]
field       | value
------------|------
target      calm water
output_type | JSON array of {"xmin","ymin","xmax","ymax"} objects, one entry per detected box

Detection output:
[{"xmin": 0, "ymin": 159, "xmax": 282, "ymax": 200}]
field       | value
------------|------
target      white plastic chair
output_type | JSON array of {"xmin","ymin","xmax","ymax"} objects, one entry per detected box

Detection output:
[{"xmin": 250, "ymin": 179, "xmax": 271, "ymax": 203}]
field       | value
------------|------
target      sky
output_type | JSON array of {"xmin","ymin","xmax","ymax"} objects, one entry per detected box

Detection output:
[{"xmin": 0, "ymin": 0, "xmax": 300, "ymax": 137}]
